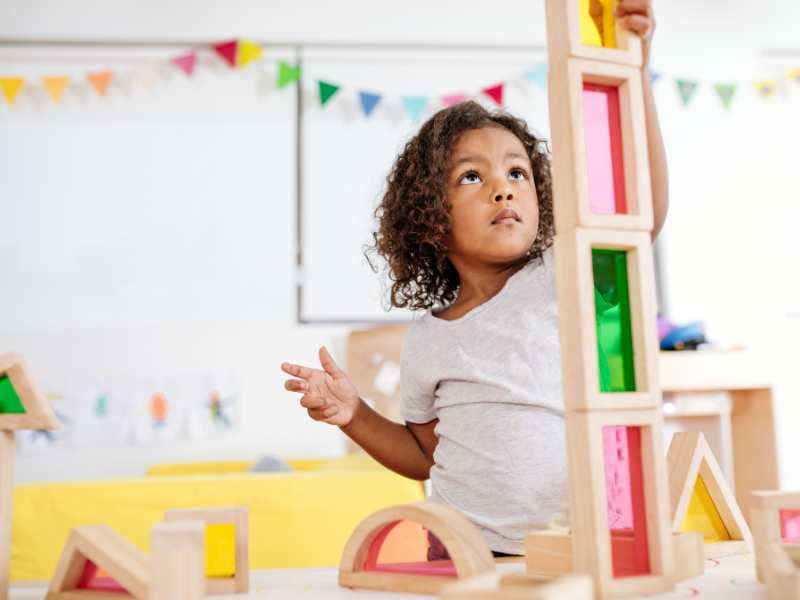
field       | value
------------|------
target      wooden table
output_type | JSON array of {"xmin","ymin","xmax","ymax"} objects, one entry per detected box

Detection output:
[
  {"xmin": 659, "ymin": 350, "xmax": 779, "ymax": 520},
  {"xmin": 9, "ymin": 554, "xmax": 769, "ymax": 599}
]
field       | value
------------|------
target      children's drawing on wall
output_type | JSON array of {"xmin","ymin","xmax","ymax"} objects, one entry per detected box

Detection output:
[{"xmin": 186, "ymin": 373, "xmax": 239, "ymax": 440}]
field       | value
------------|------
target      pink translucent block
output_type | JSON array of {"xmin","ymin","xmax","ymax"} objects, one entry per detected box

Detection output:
[
  {"xmin": 780, "ymin": 509, "xmax": 800, "ymax": 542},
  {"xmin": 363, "ymin": 520, "xmax": 458, "ymax": 578},
  {"xmin": 78, "ymin": 560, "xmax": 128, "ymax": 592},
  {"xmin": 583, "ymin": 83, "xmax": 627, "ymax": 215}
]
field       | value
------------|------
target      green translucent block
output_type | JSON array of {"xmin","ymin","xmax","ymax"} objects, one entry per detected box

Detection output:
[
  {"xmin": 592, "ymin": 249, "xmax": 636, "ymax": 392},
  {"xmin": 0, "ymin": 375, "xmax": 26, "ymax": 414}
]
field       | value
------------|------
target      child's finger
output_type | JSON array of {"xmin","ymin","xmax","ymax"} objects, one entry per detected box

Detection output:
[
  {"xmin": 318, "ymin": 346, "xmax": 344, "ymax": 378},
  {"xmin": 321, "ymin": 405, "xmax": 339, "ymax": 419},
  {"xmin": 284, "ymin": 379, "xmax": 307, "ymax": 392},
  {"xmin": 300, "ymin": 394, "xmax": 327, "ymax": 410},
  {"xmin": 615, "ymin": 0, "xmax": 652, "ymax": 17},
  {"xmin": 281, "ymin": 362, "xmax": 313, "ymax": 379},
  {"xmin": 307, "ymin": 406, "xmax": 336, "ymax": 421},
  {"xmin": 619, "ymin": 14, "xmax": 652, "ymax": 37}
]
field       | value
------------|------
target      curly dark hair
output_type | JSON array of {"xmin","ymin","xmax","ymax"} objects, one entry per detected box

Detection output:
[{"xmin": 365, "ymin": 100, "xmax": 554, "ymax": 312}]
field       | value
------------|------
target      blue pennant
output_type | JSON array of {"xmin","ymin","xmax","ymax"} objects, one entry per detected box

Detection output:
[
  {"xmin": 402, "ymin": 96, "xmax": 427, "ymax": 121},
  {"xmin": 524, "ymin": 63, "xmax": 548, "ymax": 90},
  {"xmin": 359, "ymin": 91, "xmax": 382, "ymax": 117}
]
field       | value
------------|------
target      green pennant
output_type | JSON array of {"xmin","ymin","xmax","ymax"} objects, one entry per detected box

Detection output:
[
  {"xmin": 713, "ymin": 83, "xmax": 737, "ymax": 109},
  {"xmin": 318, "ymin": 80, "xmax": 340, "ymax": 106},
  {"xmin": 277, "ymin": 61, "xmax": 301, "ymax": 89},
  {"xmin": 675, "ymin": 79, "xmax": 699, "ymax": 107}
]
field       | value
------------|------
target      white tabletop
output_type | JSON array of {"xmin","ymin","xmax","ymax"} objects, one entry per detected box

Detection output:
[{"xmin": 11, "ymin": 554, "xmax": 768, "ymax": 599}]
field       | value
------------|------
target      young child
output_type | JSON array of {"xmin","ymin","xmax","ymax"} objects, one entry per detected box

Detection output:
[{"xmin": 281, "ymin": 0, "xmax": 667, "ymax": 557}]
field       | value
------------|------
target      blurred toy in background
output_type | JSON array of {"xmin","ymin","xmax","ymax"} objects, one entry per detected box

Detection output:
[{"xmin": 658, "ymin": 316, "xmax": 707, "ymax": 351}]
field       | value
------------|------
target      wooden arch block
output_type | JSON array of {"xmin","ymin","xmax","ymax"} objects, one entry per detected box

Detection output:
[
  {"xmin": 545, "ymin": 0, "xmax": 642, "ymax": 67},
  {"xmin": 339, "ymin": 501, "xmax": 495, "ymax": 594},
  {"xmin": 164, "ymin": 506, "xmax": 249, "ymax": 595},
  {"xmin": 151, "ymin": 522, "xmax": 205, "ymax": 600},
  {"xmin": 0, "ymin": 353, "xmax": 59, "ymax": 431},
  {"xmin": 554, "ymin": 228, "xmax": 660, "ymax": 411},
  {"xmin": 751, "ymin": 491, "xmax": 800, "ymax": 583},
  {"xmin": 548, "ymin": 60, "xmax": 653, "ymax": 234},
  {"xmin": 440, "ymin": 571, "xmax": 593, "ymax": 599},
  {"xmin": 667, "ymin": 432, "xmax": 752, "ymax": 559}
]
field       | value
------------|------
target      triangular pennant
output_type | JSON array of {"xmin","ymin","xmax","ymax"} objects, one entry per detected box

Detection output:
[
  {"xmin": 318, "ymin": 80, "xmax": 340, "ymax": 106},
  {"xmin": 401, "ymin": 96, "xmax": 427, "ymax": 121},
  {"xmin": 667, "ymin": 431, "xmax": 752, "ymax": 558},
  {"xmin": 754, "ymin": 79, "xmax": 778, "ymax": 98},
  {"xmin": 212, "ymin": 40, "xmax": 239, "ymax": 68},
  {"xmin": 787, "ymin": 68, "xmax": 800, "ymax": 85},
  {"xmin": 713, "ymin": 83, "xmax": 737, "ymax": 109},
  {"xmin": 277, "ymin": 61, "xmax": 301, "ymax": 89},
  {"xmin": 237, "ymin": 40, "xmax": 263, "ymax": 68},
  {"xmin": 358, "ymin": 91, "xmax": 381, "ymax": 117},
  {"xmin": 675, "ymin": 79, "xmax": 699, "ymax": 107},
  {"xmin": 649, "ymin": 71, "xmax": 662, "ymax": 86},
  {"xmin": 42, "ymin": 76, "xmax": 69, "ymax": 103},
  {"xmin": 441, "ymin": 93, "xmax": 466, "ymax": 107},
  {"xmin": 482, "ymin": 83, "xmax": 504, "ymax": 106},
  {"xmin": 87, "ymin": 71, "xmax": 112, "ymax": 97},
  {"xmin": 0, "ymin": 77, "xmax": 25, "ymax": 105},
  {"xmin": 0, "ymin": 354, "xmax": 59, "ymax": 430},
  {"xmin": 524, "ymin": 64, "xmax": 548, "ymax": 90},
  {"xmin": 172, "ymin": 52, "xmax": 197, "ymax": 77}
]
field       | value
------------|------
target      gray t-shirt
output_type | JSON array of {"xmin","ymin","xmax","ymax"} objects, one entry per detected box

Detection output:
[{"xmin": 400, "ymin": 246, "xmax": 568, "ymax": 555}]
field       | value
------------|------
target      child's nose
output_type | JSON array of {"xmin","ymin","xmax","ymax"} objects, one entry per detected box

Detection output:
[{"xmin": 494, "ymin": 191, "xmax": 514, "ymax": 202}]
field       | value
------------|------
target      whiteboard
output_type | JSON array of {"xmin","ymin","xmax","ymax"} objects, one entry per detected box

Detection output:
[{"xmin": 299, "ymin": 47, "xmax": 550, "ymax": 323}]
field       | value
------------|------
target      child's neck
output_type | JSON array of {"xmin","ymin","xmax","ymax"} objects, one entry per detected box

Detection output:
[{"xmin": 451, "ymin": 259, "xmax": 526, "ymax": 310}]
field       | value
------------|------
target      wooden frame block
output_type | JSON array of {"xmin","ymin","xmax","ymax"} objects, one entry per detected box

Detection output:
[
  {"xmin": 565, "ymin": 409, "xmax": 674, "ymax": 598},
  {"xmin": 339, "ymin": 501, "xmax": 495, "ymax": 594},
  {"xmin": 667, "ymin": 431, "xmax": 752, "ymax": 559},
  {"xmin": 525, "ymin": 530, "xmax": 703, "ymax": 583},
  {"xmin": 440, "ymin": 572, "xmax": 593, "ymax": 599},
  {"xmin": 763, "ymin": 543, "xmax": 800, "ymax": 600},
  {"xmin": 164, "ymin": 507, "xmax": 249, "ymax": 595},
  {"xmin": 751, "ymin": 491, "xmax": 800, "ymax": 583},
  {"xmin": 0, "ymin": 353, "xmax": 59, "ymax": 431},
  {"xmin": 554, "ymin": 229, "xmax": 660, "ymax": 411},
  {"xmin": 151, "ymin": 522, "xmax": 205, "ymax": 600},
  {"xmin": 548, "ymin": 60, "xmax": 652, "ymax": 233}
]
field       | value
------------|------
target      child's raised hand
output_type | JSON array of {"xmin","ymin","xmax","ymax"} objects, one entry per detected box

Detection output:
[
  {"xmin": 615, "ymin": 0, "xmax": 656, "ymax": 66},
  {"xmin": 281, "ymin": 346, "xmax": 361, "ymax": 427}
]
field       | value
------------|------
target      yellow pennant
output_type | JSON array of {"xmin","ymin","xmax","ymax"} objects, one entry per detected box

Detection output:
[
  {"xmin": 87, "ymin": 70, "xmax": 113, "ymax": 97},
  {"xmin": 0, "ymin": 77, "xmax": 25, "ymax": 105},
  {"xmin": 237, "ymin": 40, "xmax": 264, "ymax": 68},
  {"xmin": 787, "ymin": 68, "xmax": 800, "ymax": 85},
  {"xmin": 753, "ymin": 79, "xmax": 778, "ymax": 98},
  {"xmin": 42, "ymin": 75, "xmax": 69, "ymax": 103}
]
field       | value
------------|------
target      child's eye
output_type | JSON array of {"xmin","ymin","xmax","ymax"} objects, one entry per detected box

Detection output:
[
  {"xmin": 509, "ymin": 168, "xmax": 527, "ymax": 181},
  {"xmin": 459, "ymin": 171, "xmax": 482, "ymax": 185}
]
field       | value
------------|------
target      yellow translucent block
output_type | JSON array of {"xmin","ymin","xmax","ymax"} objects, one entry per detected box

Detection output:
[
  {"xmin": 206, "ymin": 523, "xmax": 236, "ymax": 577},
  {"xmin": 680, "ymin": 477, "xmax": 731, "ymax": 543},
  {"xmin": 579, "ymin": 0, "xmax": 617, "ymax": 48}
]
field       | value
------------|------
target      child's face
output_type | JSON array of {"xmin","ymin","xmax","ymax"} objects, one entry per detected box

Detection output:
[{"xmin": 445, "ymin": 126, "xmax": 539, "ymax": 269}]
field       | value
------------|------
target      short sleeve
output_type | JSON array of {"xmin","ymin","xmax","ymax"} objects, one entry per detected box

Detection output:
[{"xmin": 399, "ymin": 323, "xmax": 438, "ymax": 424}]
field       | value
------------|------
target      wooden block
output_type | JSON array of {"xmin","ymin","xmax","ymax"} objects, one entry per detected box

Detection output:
[
  {"xmin": 548, "ymin": 59, "xmax": 652, "ymax": 234},
  {"xmin": 544, "ymin": 0, "xmax": 642, "ymax": 67},
  {"xmin": 339, "ymin": 501, "xmax": 495, "ymax": 594},
  {"xmin": 751, "ymin": 492, "xmax": 800, "ymax": 583},
  {"xmin": 440, "ymin": 572, "xmax": 593, "ymax": 599},
  {"xmin": 0, "ymin": 353, "xmax": 60, "ymax": 431},
  {"xmin": 151, "ymin": 522, "xmax": 205, "ymax": 600},
  {"xmin": 564, "ymin": 409, "xmax": 674, "ymax": 598},
  {"xmin": 763, "ymin": 543, "xmax": 800, "ymax": 600},
  {"xmin": 526, "ymin": 530, "xmax": 703, "ymax": 583},
  {"xmin": 554, "ymin": 229, "xmax": 660, "ymax": 411},
  {"xmin": 667, "ymin": 432, "xmax": 753, "ymax": 559},
  {"xmin": 0, "ymin": 431, "xmax": 13, "ymax": 600},
  {"xmin": 164, "ymin": 506, "xmax": 249, "ymax": 595}
]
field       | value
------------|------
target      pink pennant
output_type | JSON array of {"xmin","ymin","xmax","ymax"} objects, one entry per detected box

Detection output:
[
  {"xmin": 212, "ymin": 40, "xmax": 238, "ymax": 68},
  {"xmin": 172, "ymin": 52, "xmax": 197, "ymax": 77},
  {"xmin": 441, "ymin": 93, "xmax": 466, "ymax": 107},
  {"xmin": 482, "ymin": 83, "xmax": 504, "ymax": 106}
]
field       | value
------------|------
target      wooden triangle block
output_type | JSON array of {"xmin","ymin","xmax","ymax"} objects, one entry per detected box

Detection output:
[
  {"xmin": 667, "ymin": 431, "xmax": 752, "ymax": 558},
  {"xmin": 0, "ymin": 353, "xmax": 59, "ymax": 431}
]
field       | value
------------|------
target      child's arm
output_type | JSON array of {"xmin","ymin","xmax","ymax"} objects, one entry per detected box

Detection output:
[
  {"xmin": 616, "ymin": 0, "xmax": 669, "ymax": 240},
  {"xmin": 281, "ymin": 346, "xmax": 435, "ymax": 481}
]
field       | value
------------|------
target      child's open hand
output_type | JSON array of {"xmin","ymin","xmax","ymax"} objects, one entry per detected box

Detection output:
[
  {"xmin": 615, "ymin": 0, "xmax": 656, "ymax": 67},
  {"xmin": 281, "ymin": 346, "xmax": 360, "ymax": 427}
]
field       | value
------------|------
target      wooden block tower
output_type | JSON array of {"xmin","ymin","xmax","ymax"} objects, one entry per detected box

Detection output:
[{"xmin": 542, "ymin": 1, "xmax": 675, "ymax": 597}]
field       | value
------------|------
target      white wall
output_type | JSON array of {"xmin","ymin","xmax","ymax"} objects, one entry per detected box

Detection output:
[{"xmin": 3, "ymin": 0, "xmax": 800, "ymax": 485}]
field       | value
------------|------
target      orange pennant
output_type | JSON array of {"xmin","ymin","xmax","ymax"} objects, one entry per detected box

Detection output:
[
  {"xmin": 87, "ymin": 70, "xmax": 112, "ymax": 97},
  {"xmin": 42, "ymin": 75, "xmax": 69, "ymax": 103},
  {"xmin": 0, "ymin": 77, "xmax": 25, "ymax": 105},
  {"xmin": 237, "ymin": 40, "xmax": 263, "ymax": 68}
]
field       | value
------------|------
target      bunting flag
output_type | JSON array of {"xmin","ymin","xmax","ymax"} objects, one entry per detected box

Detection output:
[
  {"xmin": 318, "ymin": 80, "xmax": 340, "ymax": 106},
  {"xmin": 172, "ymin": 52, "xmax": 197, "ymax": 77},
  {"xmin": 482, "ymin": 83, "xmax": 504, "ymax": 106},
  {"xmin": 87, "ymin": 71, "xmax": 112, "ymax": 97},
  {"xmin": 713, "ymin": 83, "xmax": 737, "ymax": 109},
  {"xmin": 402, "ymin": 96, "xmax": 427, "ymax": 121},
  {"xmin": 524, "ymin": 64, "xmax": 548, "ymax": 90},
  {"xmin": 441, "ymin": 93, "xmax": 466, "ymax": 107},
  {"xmin": 277, "ymin": 61, "xmax": 301, "ymax": 89},
  {"xmin": 358, "ymin": 91, "xmax": 381, "ymax": 117},
  {"xmin": 650, "ymin": 71, "xmax": 662, "ymax": 85},
  {"xmin": 42, "ymin": 75, "xmax": 69, "ymax": 103},
  {"xmin": 0, "ymin": 77, "xmax": 24, "ymax": 104},
  {"xmin": 212, "ymin": 40, "xmax": 238, "ymax": 68},
  {"xmin": 675, "ymin": 79, "xmax": 699, "ymax": 107},
  {"xmin": 237, "ymin": 41, "xmax": 263, "ymax": 68},
  {"xmin": 786, "ymin": 68, "xmax": 800, "ymax": 85},
  {"xmin": 754, "ymin": 79, "xmax": 778, "ymax": 98}
]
